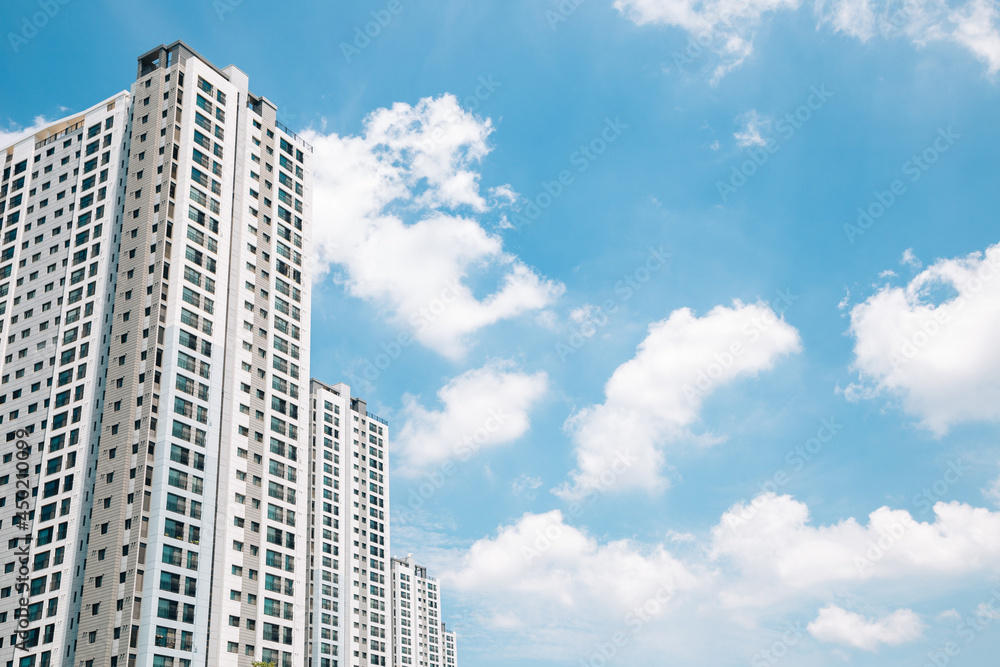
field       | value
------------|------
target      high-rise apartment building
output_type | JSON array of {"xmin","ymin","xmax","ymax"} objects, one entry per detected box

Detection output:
[
  {"xmin": 1, "ymin": 39, "xmax": 459, "ymax": 667},
  {"xmin": 441, "ymin": 624, "xmax": 456, "ymax": 667},
  {"xmin": 0, "ymin": 92, "xmax": 133, "ymax": 667},
  {"xmin": 307, "ymin": 380, "xmax": 391, "ymax": 667},
  {"xmin": 0, "ymin": 40, "xmax": 313, "ymax": 667},
  {"xmin": 390, "ymin": 557, "xmax": 451, "ymax": 667}
]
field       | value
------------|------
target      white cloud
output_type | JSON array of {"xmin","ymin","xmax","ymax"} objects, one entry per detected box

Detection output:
[
  {"xmin": 303, "ymin": 95, "xmax": 563, "ymax": 358},
  {"xmin": 712, "ymin": 494, "xmax": 1000, "ymax": 594},
  {"xmin": 393, "ymin": 360, "xmax": 548, "ymax": 475},
  {"xmin": 975, "ymin": 601, "xmax": 1000, "ymax": 620},
  {"xmin": 818, "ymin": 0, "xmax": 1000, "ymax": 73},
  {"xmin": 0, "ymin": 115, "xmax": 52, "ymax": 150},
  {"xmin": 436, "ymin": 495, "xmax": 1000, "ymax": 664},
  {"xmin": 808, "ymin": 605, "xmax": 925, "ymax": 651},
  {"xmin": 815, "ymin": 0, "xmax": 879, "ymax": 40},
  {"xmin": 901, "ymin": 247, "xmax": 923, "ymax": 269},
  {"xmin": 614, "ymin": 0, "xmax": 802, "ymax": 80},
  {"xmin": 567, "ymin": 304, "xmax": 605, "ymax": 340},
  {"xmin": 986, "ymin": 469, "xmax": 1000, "ymax": 507},
  {"xmin": 617, "ymin": 0, "xmax": 1000, "ymax": 78},
  {"xmin": 444, "ymin": 510, "xmax": 704, "ymax": 615},
  {"xmin": 555, "ymin": 301, "xmax": 800, "ymax": 499},
  {"xmin": 434, "ymin": 494, "xmax": 1000, "ymax": 660},
  {"xmin": 511, "ymin": 474, "xmax": 544, "ymax": 499},
  {"xmin": 846, "ymin": 241, "xmax": 1000, "ymax": 434},
  {"xmin": 950, "ymin": 0, "xmax": 1000, "ymax": 73},
  {"xmin": 734, "ymin": 110, "xmax": 771, "ymax": 148}
]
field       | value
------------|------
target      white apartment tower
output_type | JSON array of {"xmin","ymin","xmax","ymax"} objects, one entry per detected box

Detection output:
[
  {"xmin": 0, "ymin": 93, "xmax": 133, "ymax": 667},
  {"xmin": 390, "ymin": 557, "xmax": 449, "ymax": 667},
  {"xmin": 1, "ymin": 40, "xmax": 458, "ymax": 667},
  {"xmin": 307, "ymin": 379, "xmax": 391, "ymax": 667},
  {"xmin": 0, "ymin": 40, "xmax": 311, "ymax": 667},
  {"xmin": 441, "ymin": 624, "xmax": 456, "ymax": 667}
]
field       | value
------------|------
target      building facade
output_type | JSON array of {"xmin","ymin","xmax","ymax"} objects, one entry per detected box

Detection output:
[
  {"xmin": 390, "ymin": 557, "xmax": 447, "ymax": 667},
  {"xmin": 441, "ymin": 624, "xmax": 456, "ymax": 667},
  {"xmin": 307, "ymin": 380, "xmax": 390, "ymax": 667},
  {"xmin": 0, "ymin": 41, "xmax": 313, "ymax": 667},
  {"xmin": 1, "ymin": 40, "xmax": 457, "ymax": 667},
  {"xmin": 0, "ymin": 91, "xmax": 133, "ymax": 667}
]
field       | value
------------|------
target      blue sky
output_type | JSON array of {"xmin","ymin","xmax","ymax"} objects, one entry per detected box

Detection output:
[{"xmin": 4, "ymin": 0, "xmax": 1000, "ymax": 664}]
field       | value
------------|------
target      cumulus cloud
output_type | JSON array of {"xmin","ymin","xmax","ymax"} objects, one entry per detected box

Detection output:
[
  {"xmin": 393, "ymin": 360, "xmax": 548, "ymax": 475},
  {"xmin": 444, "ymin": 510, "xmax": 704, "ymax": 615},
  {"xmin": 614, "ymin": 0, "xmax": 802, "ymax": 80},
  {"xmin": 846, "ymin": 241, "xmax": 1000, "ymax": 434},
  {"xmin": 712, "ymin": 494, "xmax": 1000, "ymax": 594},
  {"xmin": 303, "ymin": 95, "xmax": 563, "ymax": 358},
  {"xmin": 555, "ymin": 301, "xmax": 801, "ymax": 499},
  {"xmin": 808, "ymin": 605, "xmax": 925, "ymax": 651},
  {"xmin": 435, "ymin": 495, "xmax": 1000, "ymax": 659}
]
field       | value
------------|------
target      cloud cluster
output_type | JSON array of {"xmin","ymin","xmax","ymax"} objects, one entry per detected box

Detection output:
[
  {"xmin": 440, "ymin": 495, "xmax": 1000, "ymax": 659},
  {"xmin": 436, "ymin": 493, "xmax": 1000, "ymax": 663},
  {"xmin": 617, "ymin": 0, "xmax": 1000, "ymax": 78},
  {"xmin": 556, "ymin": 300, "xmax": 801, "ymax": 499},
  {"xmin": 394, "ymin": 360, "xmax": 548, "ymax": 474},
  {"xmin": 807, "ymin": 605, "xmax": 925, "ymax": 651},
  {"xmin": 614, "ymin": 0, "xmax": 802, "ymax": 79},
  {"xmin": 817, "ymin": 0, "xmax": 1000, "ymax": 73},
  {"xmin": 303, "ymin": 95, "xmax": 563, "ymax": 358},
  {"xmin": 846, "ymin": 242, "xmax": 1000, "ymax": 434},
  {"xmin": 445, "ymin": 510, "xmax": 705, "ymax": 616},
  {"xmin": 713, "ymin": 495, "xmax": 1000, "ymax": 593}
]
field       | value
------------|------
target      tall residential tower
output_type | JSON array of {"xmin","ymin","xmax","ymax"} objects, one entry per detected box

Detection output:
[
  {"xmin": 308, "ymin": 380, "xmax": 391, "ymax": 667},
  {"xmin": 1, "ymin": 40, "xmax": 458, "ymax": 667},
  {"xmin": 0, "ymin": 41, "xmax": 313, "ymax": 667},
  {"xmin": 390, "ymin": 556, "xmax": 445, "ymax": 667},
  {"xmin": 0, "ymin": 91, "xmax": 133, "ymax": 667}
]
